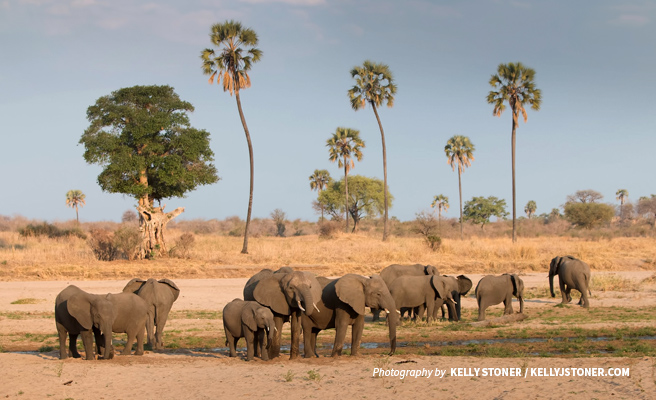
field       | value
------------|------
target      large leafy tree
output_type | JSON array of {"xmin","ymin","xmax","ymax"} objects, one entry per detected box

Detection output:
[
  {"xmin": 309, "ymin": 169, "xmax": 332, "ymax": 221},
  {"xmin": 487, "ymin": 62, "xmax": 542, "ymax": 243},
  {"xmin": 348, "ymin": 60, "xmax": 397, "ymax": 241},
  {"xmin": 318, "ymin": 175, "xmax": 391, "ymax": 232},
  {"xmin": 463, "ymin": 196, "xmax": 509, "ymax": 231},
  {"xmin": 431, "ymin": 194, "xmax": 449, "ymax": 231},
  {"xmin": 80, "ymin": 85, "xmax": 218, "ymax": 258},
  {"xmin": 65, "ymin": 190, "xmax": 86, "ymax": 224},
  {"xmin": 326, "ymin": 128, "xmax": 365, "ymax": 233},
  {"xmin": 201, "ymin": 20, "xmax": 262, "ymax": 254},
  {"xmin": 445, "ymin": 135, "xmax": 475, "ymax": 240}
]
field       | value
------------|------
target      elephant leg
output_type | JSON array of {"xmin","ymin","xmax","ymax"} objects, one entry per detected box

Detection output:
[
  {"xmin": 332, "ymin": 311, "xmax": 350, "ymax": 357},
  {"xmin": 155, "ymin": 304, "xmax": 173, "ymax": 350},
  {"xmin": 289, "ymin": 311, "xmax": 301, "ymax": 360},
  {"xmin": 425, "ymin": 301, "xmax": 434, "ymax": 324},
  {"xmin": 121, "ymin": 332, "xmax": 136, "ymax": 355},
  {"xmin": 258, "ymin": 330, "xmax": 269, "ymax": 361},
  {"xmin": 455, "ymin": 294, "xmax": 462, "ymax": 321},
  {"xmin": 564, "ymin": 285, "xmax": 572, "ymax": 303},
  {"xmin": 351, "ymin": 316, "xmax": 364, "ymax": 356},
  {"xmin": 268, "ymin": 315, "xmax": 284, "ymax": 359},
  {"xmin": 134, "ymin": 326, "xmax": 145, "ymax": 356},
  {"xmin": 371, "ymin": 308, "xmax": 381, "ymax": 322},
  {"xmin": 56, "ymin": 323, "xmax": 69, "ymax": 360},
  {"xmin": 559, "ymin": 278, "xmax": 569, "ymax": 304},
  {"xmin": 503, "ymin": 295, "xmax": 514, "ymax": 315},
  {"xmin": 441, "ymin": 303, "xmax": 447, "ymax": 319},
  {"xmin": 580, "ymin": 290, "xmax": 590, "ymax": 308},
  {"xmin": 79, "ymin": 331, "xmax": 95, "ymax": 360},
  {"xmin": 244, "ymin": 329, "xmax": 255, "ymax": 361},
  {"xmin": 477, "ymin": 297, "xmax": 486, "ymax": 321},
  {"xmin": 145, "ymin": 313, "xmax": 155, "ymax": 349},
  {"xmin": 311, "ymin": 330, "xmax": 319, "ymax": 358},
  {"xmin": 302, "ymin": 319, "xmax": 314, "ymax": 358}
]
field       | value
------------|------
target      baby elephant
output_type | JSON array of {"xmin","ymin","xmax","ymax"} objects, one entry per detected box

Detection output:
[
  {"xmin": 475, "ymin": 274, "xmax": 524, "ymax": 321},
  {"xmin": 223, "ymin": 299, "xmax": 275, "ymax": 361}
]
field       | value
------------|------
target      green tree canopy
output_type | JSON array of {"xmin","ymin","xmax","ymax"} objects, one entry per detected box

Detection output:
[
  {"xmin": 463, "ymin": 196, "xmax": 509, "ymax": 230},
  {"xmin": 80, "ymin": 85, "xmax": 219, "ymax": 207},
  {"xmin": 566, "ymin": 189, "xmax": 603, "ymax": 204},
  {"xmin": 563, "ymin": 202, "xmax": 615, "ymax": 229},
  {"xmin": 524, "ymin": 200, "xmax": 537, "ymax": 218},
  {"xmin": 445, "ymin": 135, "xmax": 475, "ymax": 240},
  {"xmin": 318, "ymin": 175, "xmax": 392, "ymax": 233},
  {"xmin": 65, "ymin": 189, "xmax": 86, "ymax": 223}
]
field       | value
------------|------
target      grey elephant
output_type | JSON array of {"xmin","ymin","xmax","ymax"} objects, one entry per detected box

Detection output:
[
  {"xmin": 435, "ymin": 275, "xmax": 472, "ymax": 321},
  {"xmin": 301, "ymin": 274, "xmax": 399, "ymax": 358},
  {"xmin": 549, "ymin": 256, "xmax": 591, "ymax": 308},
  {"xmin": 372, "ymin": 263, "xmax": 440, "ymax": 321},
  {"xmin": 222, "ymin": 299, "xmax": 275, "ymax": 361},
  {"xmin": 475, "ymin": 274, "xmax": 524, "ymax": 321},
  {"xmin": 123, "ymin": 278, "xmax": 180, "ymax": 349},
  {"xmin": 388, "ymin": 275, "xmax": 456, "ymax": 323},
  {"xmin": 243, "ymin": 269, "xmax": 321, "ymax": 359},
  {"xmin": 55, "ymin": 285, "xmax": 111, "ymax": 360}
]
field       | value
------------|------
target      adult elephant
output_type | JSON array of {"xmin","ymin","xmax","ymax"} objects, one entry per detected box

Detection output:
[
  {"xmin": 223, "ymin": 299, "xmax": 275, "ymax": 361},
  {"xmin": 243, "ymin": 269, "xmax": 321, "ymax": 359},
  {"xmin": 435, "ymin": 275, "xmax": 472, "ymax": 321},
  {"xmin": 301, "ymin": 274, "xmax": 398, "ymax": 358},
  {"xmin": 388, "ymin": 275, "xmax": 456, "ymax": 323},
  {"xmin": 123, "ymin": 278, "xmax": 180, "ymax": 350},
  {"xmin": 372, "ymin": 264, "xmax": 440, "ymax": 321},
  {"xmin": 55, "ymin": 285, "xmax": 111, "ymax": 360},
  {"xmin": 549, "ymin": 256, "xmax": 591, "ymax": 308},
  {"xmin": 475, "ymin": 274, "xmax": 524, "ymax": 321}
]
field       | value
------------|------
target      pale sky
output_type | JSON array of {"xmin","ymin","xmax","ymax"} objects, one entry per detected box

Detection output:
[{"xmin": 1, "ymin": 0, "xmax": 654, "ymax": 223}]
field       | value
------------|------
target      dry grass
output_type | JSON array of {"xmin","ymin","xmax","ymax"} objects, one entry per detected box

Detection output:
[
  {"xmin": 591, "ymin": 274, "xmax": 643, "ymax": 292},
  {"xmin": 0, "ymin": 230, "xmax": 655, "ymax": 281}
]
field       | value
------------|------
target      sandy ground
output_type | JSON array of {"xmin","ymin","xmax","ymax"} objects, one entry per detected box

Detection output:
[{"xmin": 0, "ymin": 272, "xmax": 655, "ymax": 399}]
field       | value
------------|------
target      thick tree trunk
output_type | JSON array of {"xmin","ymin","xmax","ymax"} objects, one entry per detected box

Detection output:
[
  {"xmin": 137, "ymin": 206, "xmax": 184, "ymax": 259},
  {"xmin": 235, "ymin": 90, "xmax": 254, "ymax": 255},
  {"xmin": 371, "ymin": 103, "xmax": 389, "ymax": 241}
]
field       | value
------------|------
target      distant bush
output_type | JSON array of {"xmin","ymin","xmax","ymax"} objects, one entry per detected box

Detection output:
[
  {"xmin": 318, "ymin": 221, "xmax": 340, "ymax": 239},
  {"xmin": 564, "ymin": 202, "xmax": 615, "ymax": 229},
  {"xmin": 425, "ymin": 235, "xmax": 442, "ymax": 251},
  {"xmin": 113, "ymin": 225, "xmax": 141, "ymax": 260},
  {"xmin": 171, "ymin": 233, "xmax": 195, "ymax": 259},
  {"xmin": 19, "ymin": 222, "xmax": 86, "ymax": 239},
  {"xmin": 87, "ymin": 229, "xmax": 118, "ymax": 261}
]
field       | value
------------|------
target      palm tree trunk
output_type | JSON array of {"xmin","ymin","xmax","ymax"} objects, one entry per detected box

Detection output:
[
  {"xmin": 235, "ymin": 90, "xmax": 254, "ymax": 254},
  {"xmin": 511, "ymin": 111, "xmax": 518, "ymax": 243},
  {"xmin": 344, "ymin": 162, "xmax": 349, "ymax": 233},
  {"xmin": 371, "ymin": 103, "xmax": 389, "ymax": 241},
  {"xmin": 458, "ymin": 166, "xmax": 463, "ymax": 240},
  {"xmin": 75, "ymin": 206, "xmax": 79, "ymax": 224}
]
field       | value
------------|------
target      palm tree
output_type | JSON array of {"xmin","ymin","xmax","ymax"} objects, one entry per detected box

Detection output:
[
  {"xmin": 326, "ymin": 128, "xmax": 365, "ymax": 233},
  {"xmin": 431, "ymin": 194, "xmax": 449, "ymax": 231},
  {"xmin": 309, "ymin": 169, "xmax": 331, "ymax": 221},
  {"xmin": 201, "ymin": 20, "xmax": 262, "ymax": 255},
  {"xmin": 524, "ymin": 200, "xmax": 537, "ymax": 218},
  {"xmin": 348, "ymin": 60, "xmax": 397, "ymax": 241},
  {"xmin": 445, "ymin": 135, "xmax": 475, "ymax": 240},
  {"xmin": 616, "ymin": 189, "xmax": 628, "ymax": 220},
  {"xmin": 487, "ymin": 62, "xmax": 542, "ymax": 243},
  {"xmin": 65, "ymin": 190, "xmax": 86, "ymax": 224}
]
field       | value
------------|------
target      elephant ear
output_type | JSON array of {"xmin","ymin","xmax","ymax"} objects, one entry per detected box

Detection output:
[
  {"xmin": 123, "ymin": 278, "xmax": 146, "ymax": 294},
  {"xmin": 457, "ymin": 275, "xmax": 473, "ymax": 295},
  {"xmin": 335, "ymin": 275, "xmax": 366, "ymax": 315},
  {"xmin": 253, "ymin": 275, "xmax": 290, "ymax": 315},
  {"xmin": 242, "ymin": 304, "xmax": 258, "ymax": 332},
  {"xmin": 509, "ymin": 274, "xmax": 519, "ymax": 297},
  {"xmin": 67, "ymin": 292, "xmax": 93, "ymax": 330},
  {"xmin": 158, "ymin": 279, "xmax": 181, "ymax": 302},
  {"xmin": 430, "ymin": 276, "xmax": 448, "ymax": 300},
  {"xmin": 304, "ymin": 272, "xmax": 323, "ymax": 306},
  {"xmin": 550, "ymin": 257, "xmax": 561, "ymax": 276}
]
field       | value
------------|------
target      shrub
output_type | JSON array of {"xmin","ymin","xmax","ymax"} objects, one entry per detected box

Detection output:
[
  {"xmin": 171, "ymin": 233, "xmax": 195, "ymax": 259},
  {"xmin": 87, "ymin": 229, "xmax": 118, "ymax": 261},
  {"xmin": 19, "ymin": 222, "xmax": 86, "ymax": 239},
  {"xmin": 113, "ymin": 225, "xmax": 141, "ymax": 260},
  {"xmin": 425, "ymin": 235, "xmax": 442, "ymax": 251},
  {"xmin": 564, "ymin": 202, "xmax": 615, "ymax": 229},
  {"xmin": 318, "ymin": 221, "xmax": 339, "ymax": 239}
]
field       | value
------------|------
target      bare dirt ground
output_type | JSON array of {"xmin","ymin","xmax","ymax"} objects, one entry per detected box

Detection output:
[{"xmin": 0, "ymin": 272, "xmax": 655, "ymax": 399}]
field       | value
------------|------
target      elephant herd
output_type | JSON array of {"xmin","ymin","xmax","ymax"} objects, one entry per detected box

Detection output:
[{"xmin": 54, "ymin": 256, "xmax": 591, "ymax": 361}]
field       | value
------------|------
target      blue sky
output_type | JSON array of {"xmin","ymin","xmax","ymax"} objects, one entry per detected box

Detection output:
[{"xmin": 1, "ymin": 0, "xmax": 654, "ymax": 223}]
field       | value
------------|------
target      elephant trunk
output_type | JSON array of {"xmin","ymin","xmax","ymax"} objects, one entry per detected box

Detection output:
[
  {"xmin": 266, "ymin": 318, "xmax": 275, "ymax": 349},
  {"xmin": 549, "ymin": 274, "xmax": 555, "ymax": 298},
  {"xmin": 380, "ymin": 296, "xmax": 398, "ymax": 355},
  {"xmin": 101, "ymin": 322, "xmax": 113, "ymax": 360},
  {"xmin": 518, "ymin": 295, "xmax": 524, "ymax": 314},
  {"xmin": 298, "ymin": 287, "xmax": 315, "ymax": 317}
]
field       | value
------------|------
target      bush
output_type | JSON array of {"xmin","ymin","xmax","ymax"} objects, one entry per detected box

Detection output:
[
  {"xmin": 87, "ymin": 229, "xmax": 118, "ymax": 261},
  {"xmin": 113, "ymin": 225, "xmax": 141, "ymax": 260},
  {"xmin": 425, "ymin": 235, "xmax": 442, "ymax": 251},
  {"xmin": 564, "ymin": 202, "xmax": 615, "ymax": 229},
  {"xmin": 19, "ymin": 222, "xmax": 86, "ymax": 239},
  {"xmin": 171, "ymin": 233, "xmax": 195, "ymax": 259},
  {"xmin": 318, "ymin": 221, "xmax": 340, "ymax": 239}
]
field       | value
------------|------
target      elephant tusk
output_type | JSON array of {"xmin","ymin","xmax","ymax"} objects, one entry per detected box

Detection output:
[
  {"xmin": 297, "ymin": 301, "xmax": 306, "ymax": 312},
  {"xmin": 396, "ymin": 310, "xmax": 401, "ymax": 314},
  {"xmin": 384, "ymin": 309, "xmax": 390, "ymax": 314},
  {"xmin": 313, "ymin": 303, "xmax": 320, "ymax": 313},
  {"xmin": 274, "ymin": 327, "xmax": 278, "ymax": 333}
]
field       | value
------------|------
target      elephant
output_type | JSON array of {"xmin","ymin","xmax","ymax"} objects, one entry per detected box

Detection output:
[
  {"xmin": 388, "ymin": 275, "xmax": 456, "ymax": 324},
  {"xmin": 222, "ymin": 299, "xmax": 275, "ymax": 361},
  {"xmin": 549, "ymin": 256, "xmax": 591, "ymax": 308},
  {"xmin": 372, "ymin": 263, "xmax": 440, "ymax": 321},
  {"xmin": 55, "ymin": 285, "xmax": 111, "ymax": 360},
  {"xmin": 301, "ymin": 274, "xmax": 399, "ymax": 358},
  {"xmin": 243, "ymin": 269, "xmax": 321, "ymax": 359},
  {"xmin": 123, "ymin": 278, "xmax": 180, "ymax": 350},
  {"xmin": 475, "ymin": 274, "xmax": 525, "ymax": 321},
  {"xmin": 434, "ymin": 275, "xmax": 472, "ymax": 321}
]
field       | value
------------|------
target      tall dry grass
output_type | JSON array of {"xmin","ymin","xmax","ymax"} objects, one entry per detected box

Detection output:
[{"xmin": 0, "ymin": 229, "xmax": 654, "ymax": 281}]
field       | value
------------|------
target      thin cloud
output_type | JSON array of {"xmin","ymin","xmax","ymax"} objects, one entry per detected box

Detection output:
[
  {"xmin": 240, "ymin": 0, "xmax": 325, "ymax": 5},
  {"xmin": 610, "ymin": 14, "xmax": 650, "ymax": 27}
]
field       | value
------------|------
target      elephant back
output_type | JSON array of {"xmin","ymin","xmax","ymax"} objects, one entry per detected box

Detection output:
[{"xmin": 243, "ymin": 269, "xmax": 274, "ymax": 301}]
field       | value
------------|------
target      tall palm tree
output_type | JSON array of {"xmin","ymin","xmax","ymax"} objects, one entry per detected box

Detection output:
[
  {"xmin": 487, "ymin": 62, "xmax": 542, "ymax": 243},
  {"xmin": 445, "ymin": 135, "xmax": 475, "ymax": 240},
  {"xmin": 616, "ymin": 189, "xmax": 629, "ymax": 220},
  {"xmin": 65, "ymin": 189, "xmax": 86, "ymax": 224},
  {"xmin": 201, "ymin": 20, "xmax": 262, "ymax": 255},
  {"xmin": 348, "ymin": 60, "xmax": 397, "ymax": 241},
  {"xmin": 326, "ymin": 128, "xmax": 365, "ymax": 233},
  {"xmin": 524, "ymin": 200, "xmax": 537, "ymax": 218},
  {"xmin": 431, "ymin": 194, "xmax": 449, "ymax": 231},
  {"xmin": 309, "ymin": 169, "xmax": 331, "ymax": 221}
]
